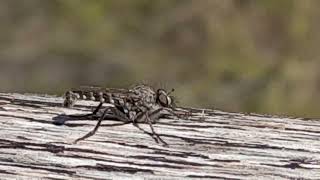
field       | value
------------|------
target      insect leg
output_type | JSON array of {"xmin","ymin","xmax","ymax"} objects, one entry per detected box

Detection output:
[
  {"xmin": 132, "ymin": 123, "xmax": 159, "ymax": 144},
  {"xmin": 133, "ymin": 109, "xmax": 168, "ymax": 146},
  {"xmin": 130, "ymin": 110, "xmax": 160, "ymax": 143},
  {"xmin": 73, "ymin": 106, "xmax": 130, "ymax": 143},
  {"xmin": 92, "ymin": 102, "xmax": 104, "ymax": 115},
  {"xmin": 146, "ymin": 107, "xmax": 178, "ymax": 120},
  {"xmin": 66, "ymin": 102, "xmax": 104, "ymax": 120},
  {"xmin": 145, "ymin": 112, "xmax": 168, "ymax": 146}
]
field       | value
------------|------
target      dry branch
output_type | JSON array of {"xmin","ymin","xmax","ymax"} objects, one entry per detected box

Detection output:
[{"xmin": 0, "ymin": 93, "xmax": 319, "ymax": 179}]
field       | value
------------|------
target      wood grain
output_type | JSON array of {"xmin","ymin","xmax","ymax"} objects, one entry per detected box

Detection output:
[{"xmin": 0, "ymin": 93, "xmax": 319, "ymax": 179}]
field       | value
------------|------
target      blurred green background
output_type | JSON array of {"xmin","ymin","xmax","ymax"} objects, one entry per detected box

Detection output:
[{"xmin": 1, "ymin": 0, "xmax": 320, "ymax": 118}]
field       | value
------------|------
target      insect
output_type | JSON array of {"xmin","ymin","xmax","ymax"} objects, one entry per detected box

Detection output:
[{"xmin": 62, "ymin": 85, "xmax": 180, "ymax": 146}]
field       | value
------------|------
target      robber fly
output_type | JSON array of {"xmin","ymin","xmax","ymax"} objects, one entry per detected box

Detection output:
[{"xmin": 62, "ymin": 84, "xmax": 180, "ymax": 146}]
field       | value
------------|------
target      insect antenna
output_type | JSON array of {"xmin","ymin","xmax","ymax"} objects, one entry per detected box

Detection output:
[{"xmin": 167, "ymin": 88, "xmax": 175, "ymax": 95}]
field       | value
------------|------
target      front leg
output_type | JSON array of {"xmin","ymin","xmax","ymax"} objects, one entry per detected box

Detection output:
[
  {"xmin": 148, "ymin": 107, "xmax": 182, "ymax": 121},
  {"xmin": 138, "ymin": 107, "xmax": 185, "ymax": 146}
]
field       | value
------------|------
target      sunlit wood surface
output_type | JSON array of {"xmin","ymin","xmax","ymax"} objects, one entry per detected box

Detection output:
[{"xmin": 0, "ymin": 93, "xmax": 319, "ymax": 179}]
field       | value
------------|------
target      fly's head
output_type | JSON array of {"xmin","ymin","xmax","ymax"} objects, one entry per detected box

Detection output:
[{"xmin": 156, "ymin": 88, "xmax": 176, "ymax": 108}]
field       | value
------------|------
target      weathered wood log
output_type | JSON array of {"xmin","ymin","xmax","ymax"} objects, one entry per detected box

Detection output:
[{"xmin": 0, "ymin": 93, "xmax": 319, "ymax": 179}]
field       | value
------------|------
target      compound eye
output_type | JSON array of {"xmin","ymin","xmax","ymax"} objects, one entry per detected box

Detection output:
[{"xmin": 158, "ymin": 93, "xmax": 169, "ymax": 106}]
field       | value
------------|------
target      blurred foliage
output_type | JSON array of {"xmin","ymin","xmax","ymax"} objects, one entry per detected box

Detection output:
[{"xmin": 1, "ymin": 0, "xmax": 320, "ymax": 118}]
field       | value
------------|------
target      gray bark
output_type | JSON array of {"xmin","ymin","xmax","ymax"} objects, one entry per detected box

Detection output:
[{"xmin": 0, "ymin": 93, "xmax": 319, "ymax": 179}]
